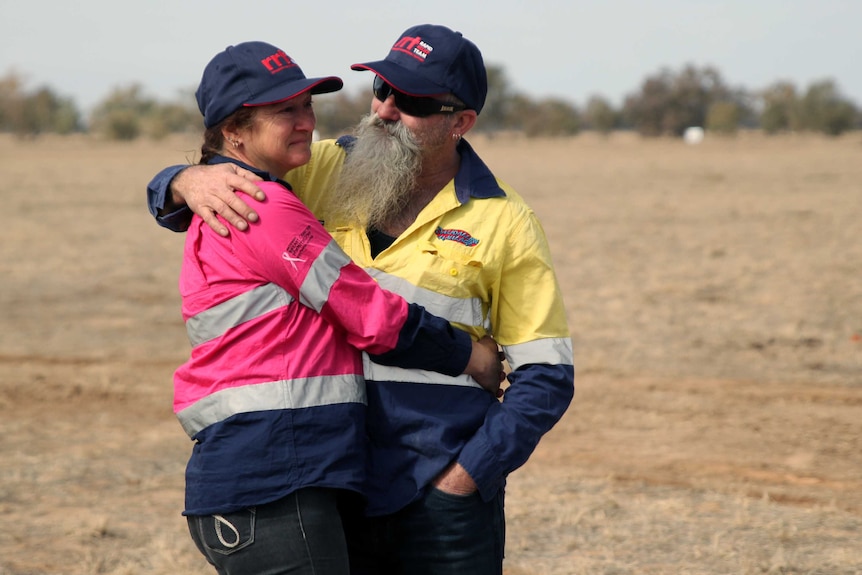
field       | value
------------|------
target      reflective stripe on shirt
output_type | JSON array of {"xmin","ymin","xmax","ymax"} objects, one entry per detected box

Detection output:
[
  {"xmin": 362, "ymin": 356, "xmax": 483, "ymax": 389},
  {"xmin": 363, "ymin": 337, "xmax": 573, "ymax": 387},
  {"xmin": 298, "ymin": 240, "xmax": 350, "ymax": 312},
  {"xmin": 185, "ymin": 283, "xmax": 294, "ymax": 347},
  {"xmin": 504, "ymin": 337, "xmax": 574, "ymax": 371},
  {"xmin": 366, "ymin": 268, "xmax": 487, "ymax": 329},
  {"xmin": 177, "ymin": 374, "xmax": 367, "ymax": 437}
]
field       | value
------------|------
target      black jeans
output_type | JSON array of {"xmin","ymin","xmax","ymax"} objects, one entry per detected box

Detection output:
[
  {"xmin": 344, "ymin": 487, "xmax": 506, "ymax": 575},
  {"xmin": 187, "ymin": 488, "xmax": 350, "ymax": 575}
]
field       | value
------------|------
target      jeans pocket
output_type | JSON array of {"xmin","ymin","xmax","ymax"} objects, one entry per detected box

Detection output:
[
  {"xmin": 192, "ymin": 508, "xmax": 256, "ymax": 556},
  {"xmin": 426, "ymin": 486, "xmax": 480, "ymax": 510}
]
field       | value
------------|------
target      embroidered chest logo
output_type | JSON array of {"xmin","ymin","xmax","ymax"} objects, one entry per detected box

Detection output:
[
  {"xmin": 282, "ymin": 225, "xmax": 313, "ymax": 270},
  {"xmin": 261, "ymin": 49, "xmax": 298, "ymax": 75},
  {"xmin": 392, "ymin": 35, "xmax": 433, "ymax": 62},
  {"xmin": 435, "ymin": 226, "xmax": 479, "ymax": 247}
]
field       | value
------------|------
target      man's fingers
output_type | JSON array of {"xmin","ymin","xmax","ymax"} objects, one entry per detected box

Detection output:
[
  {"xmin": 179, "ymin": 163, "xmax": 266, "ymax": 236},
  {"xmin": 229, "ymin": 171, "xmax": 266, "ymax": 201},
  {"xmin": 226, "ymin": 213, "xmax": 250, "ymax": 231},
  {"xmin": 223, "ymin": 191, "xmax": 258, "ymax": 225},
  {"xmin": 202, "ymin": 210, "xmax": 230, "ymax": 238}
]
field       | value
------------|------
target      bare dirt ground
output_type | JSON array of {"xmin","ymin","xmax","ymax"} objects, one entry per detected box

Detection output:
[{"xmin": 1, "ymin": 132, "xmax": 860, "ymax": 574}]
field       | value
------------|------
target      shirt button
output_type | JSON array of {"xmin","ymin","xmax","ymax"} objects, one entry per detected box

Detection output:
[{"xmin": 449, "ymin": 268, "xmax": 458, "ymax": 276}]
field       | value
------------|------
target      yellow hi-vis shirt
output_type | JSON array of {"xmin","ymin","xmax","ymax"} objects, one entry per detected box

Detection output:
[{"xmin": 286, "ymin": 137, "xmax": 574, "ymax": 514}]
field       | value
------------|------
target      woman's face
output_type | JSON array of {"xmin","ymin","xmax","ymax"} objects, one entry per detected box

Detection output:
[{"xmin": 239, "ymin": 92, "xmax": 316, "ymax": 177}]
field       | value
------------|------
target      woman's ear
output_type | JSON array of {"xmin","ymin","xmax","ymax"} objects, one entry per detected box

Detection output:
[{"xmin": 221, "ymin": 125, "xmax": 239, "ymax": 146}]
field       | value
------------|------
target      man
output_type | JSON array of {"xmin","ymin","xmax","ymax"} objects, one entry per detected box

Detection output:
[{"xmin": 148, "ymin": 24, "xmax": 574, "ymax": 575}]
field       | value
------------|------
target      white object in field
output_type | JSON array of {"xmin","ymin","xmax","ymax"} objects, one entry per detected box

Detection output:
[{"xmin": 683, "ymin": 126, "xmax": 705, "ymax": 144}]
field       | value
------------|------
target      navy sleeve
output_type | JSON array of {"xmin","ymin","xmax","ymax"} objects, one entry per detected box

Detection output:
[
  {"xmin": 147, "ymin": 165, "xmax": 193, "ymax": 232},
  {"xmin": 457, "ymin": 362, "xmax": 574, "ymax": 500},
  {"xmin": 369, "ymin": 303, "xmax": 472, "ymax": 377}
]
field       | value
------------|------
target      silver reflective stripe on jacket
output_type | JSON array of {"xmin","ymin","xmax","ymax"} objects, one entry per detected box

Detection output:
[
  {"xmin": 504, "ymin": 337, "xmax": 574, "ymax": 371},
  {"xmin": 363, "ymin": 337, "xmax": 573, "ymax": 387},
  {"xmin": 362, "ymin": 356, "xmax": 483, "ymax": 389},
  {"xmin": 298, "ymin": 240, "xmax": 350, "ymax": 312},
  {"xmin": 366, "ymin": 268, "xmax": 487, "ymax": 329},
  {"xmin": 185, "ymin": 283, "xmax": 293, "ymax": 348},
  {"xmin": 176, "ymin": 374, "xmax": 367, "ymax": 437}
]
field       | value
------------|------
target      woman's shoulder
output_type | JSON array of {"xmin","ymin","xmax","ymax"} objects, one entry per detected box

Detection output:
[{"xmin": 246, "ymin": 180, "xmax": 310, "ymax": 217}]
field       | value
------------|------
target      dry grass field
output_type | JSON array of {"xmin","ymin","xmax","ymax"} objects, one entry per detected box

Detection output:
[{"xmin": 1, "ymin": 131, "xmax": 860, "ymax": 575}]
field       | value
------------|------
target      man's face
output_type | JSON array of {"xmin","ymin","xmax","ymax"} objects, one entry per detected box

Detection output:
[{"xmin": 370, "ymin": 92, "xmax": 455, "ymax": 151}]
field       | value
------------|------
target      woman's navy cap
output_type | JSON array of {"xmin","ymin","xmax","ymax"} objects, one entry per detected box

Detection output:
[
  {"xmin": 197, "ymin": 41, "xmax": 343, "ymax": 128},
  {"xmin": 350, "ymin": 24, "xmax": 487, "ymax": 114}
]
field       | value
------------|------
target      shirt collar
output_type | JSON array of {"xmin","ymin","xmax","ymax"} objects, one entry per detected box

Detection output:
[
  {"xmin": 453, "ymin": 138, "xmax": 506, "ymax": 203},
  {"xmin": 208, "ymin": 155, "xmax": 292, "ymax": 190}
]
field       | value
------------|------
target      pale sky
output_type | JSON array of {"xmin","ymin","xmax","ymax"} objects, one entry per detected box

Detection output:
[{"xmin": 2, "ymin": 0, "xmax": 859, "ymax": 118}]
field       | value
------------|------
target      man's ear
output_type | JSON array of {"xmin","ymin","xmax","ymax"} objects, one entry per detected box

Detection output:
[{"xmin": 454, "ymin": 110, "xmax": 478, "ymax": 136}]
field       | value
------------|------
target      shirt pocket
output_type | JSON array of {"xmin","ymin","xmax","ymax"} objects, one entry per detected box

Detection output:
[
  {"xmin": 414, "ymin": 241, "xmax": 487, "ymax": 305},
  {"xmin": 329, "ymin": 226, "xmax": 363, "ymax": 262}
]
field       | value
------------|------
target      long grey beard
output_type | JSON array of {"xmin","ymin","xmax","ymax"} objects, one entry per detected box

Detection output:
[{"xmin": 331, "ymin": 114, "xmax": 423, "ymax": 230}]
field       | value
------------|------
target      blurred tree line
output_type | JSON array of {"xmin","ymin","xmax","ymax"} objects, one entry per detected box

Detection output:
[{"xmin": 0, "ymin": 64, "xmax": 858, "ymax": 140}]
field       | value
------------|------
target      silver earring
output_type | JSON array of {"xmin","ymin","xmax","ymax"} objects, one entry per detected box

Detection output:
[{"xmin": 452, "ymin": 133, "xmax": 461, "ymax": 141}]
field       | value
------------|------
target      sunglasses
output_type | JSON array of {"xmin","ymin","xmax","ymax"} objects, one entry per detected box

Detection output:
[{"xmin": 373, "ymin": 76, "xmax": 466, "ymax": 118}]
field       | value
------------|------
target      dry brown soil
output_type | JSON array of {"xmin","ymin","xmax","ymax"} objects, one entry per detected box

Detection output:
[{"xmin": 1, "ymin": 132, "xmax": 860, "ymax": 574}]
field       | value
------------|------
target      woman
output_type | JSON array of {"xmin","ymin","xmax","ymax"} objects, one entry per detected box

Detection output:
[{"xmin": 176, "ymin": 42, "xmax": 502, "ymax": 575}]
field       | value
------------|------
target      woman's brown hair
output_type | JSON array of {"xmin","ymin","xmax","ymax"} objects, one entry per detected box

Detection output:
[{"xmin": 199, "ymin": 107, "xmax": 256, "ymax": 164}]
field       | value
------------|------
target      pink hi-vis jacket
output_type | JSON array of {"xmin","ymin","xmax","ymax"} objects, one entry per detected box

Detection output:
[{"xmin": 174, "ymin": 160, "xmax": 473, "ymax": 515}]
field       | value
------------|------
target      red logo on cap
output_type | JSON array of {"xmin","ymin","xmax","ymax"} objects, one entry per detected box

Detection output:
[
  {"xmin": 392, "ymin": 35, "xmax": 433, "ymax": 62},
  {"xmin": 260, "ymin": 50, "xmax": 298, "ymax": 74}
]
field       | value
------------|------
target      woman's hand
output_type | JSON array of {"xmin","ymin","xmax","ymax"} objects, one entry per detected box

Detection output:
[{"xmin": 465, "ymin": 335, "xmax": 507, "ymax": 397}]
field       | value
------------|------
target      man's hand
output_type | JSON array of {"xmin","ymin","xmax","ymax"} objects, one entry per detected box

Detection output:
[
  {"xmin": 432, "ymin": 462, "xmax": 478, "ymax": 496},
  {"xmin": 171, "ymin": 164, "xmax": 266, "ymax": 237},
  {"xmin": 465, "ymin": 335, "xmax": 506, "ymax": 397}
]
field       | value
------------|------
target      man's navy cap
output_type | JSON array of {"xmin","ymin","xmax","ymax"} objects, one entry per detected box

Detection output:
[
  {"xmin": 197, "ymin": 41, "xmax": 343, "ymax": 128},
  {"xmin": 350, "ymin": 24, "xmax": 487, "ymax": 114}
]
